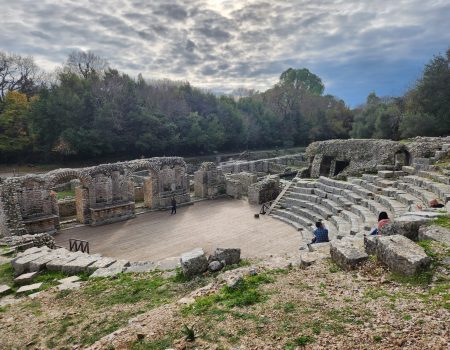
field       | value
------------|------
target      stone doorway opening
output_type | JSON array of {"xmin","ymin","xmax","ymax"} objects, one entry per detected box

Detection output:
[
  {"xmin": 319, "ymin": 156, "xmax": 334, "ymax": 176},
  {"xmin": 130, "ymin": 169, "xmax": 159, "ymax": 210},
  {"xmin": 333, "ymin": 160, "xmax": 350, "ymax": 176},
  {"xmin": 49, "ymin": 174, "xmax": 89, "ymax": 227},
  {"xmin": 394, "ymin": 150, "xmax": 410, "ymax": 169}
]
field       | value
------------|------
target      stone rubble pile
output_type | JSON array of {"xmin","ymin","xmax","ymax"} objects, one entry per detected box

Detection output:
[
  {"xmin": 180, "ymin": 247, "xmax": 241, "ymax": 277},
  {"xmin": 0, "ymin": 232, "xmax": 55, "ymax": 251}
]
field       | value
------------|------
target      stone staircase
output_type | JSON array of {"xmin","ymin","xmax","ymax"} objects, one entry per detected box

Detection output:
[{"xmin": 270, "ymin": 153, "xmax": 450, "ymax": 246}]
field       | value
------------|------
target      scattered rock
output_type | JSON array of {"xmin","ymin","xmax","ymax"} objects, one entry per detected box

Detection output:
[
  {"xmin": 210, "ymin": 248, "xmax": 241, "ymax": 266},
  {"xmin": 364, "ymin": 235, "xmax": 379, "ymax": 255},
  {"xmin": 14, "ymin": 271, "xmax": 39, "ymax": 285},
  {"xmin": 418, "ymin": 224, "xmax": 450, "ymax": 246},
  {"xmin": 58, "ymin": 282, "xmax": 82, "ymax": 291},
  {"xmin": 380, "ymin": 215, "xmax": 430, "ymax": 241},
  {"xmin": 0, "ymin": 284, "xmax": 12, "ymax": 295},
  {"xmin": 16, "ymin": 282, "xmax": 43, "ymax": 294},
  {"xmin": 330, "ymin": 239, "xmax": 368, "ymax": 270},
  {"xmin": 180, "ymin": 248, "xmax": 208, "ymax": 277},
  {"xmin": 58, "ymin": 275, "xmax": 81, "ymax": 284},
  {"xmin": 125, "ymin": 261, "xmax": 156, "ymax": 273},
  {"xmin": 300, "ymin": 252, "xmax": 325, "ymax": 267},
  {"xmin": 208, "ymin": 260, "xmax": 223, "ymax": 272},
  {"xmin": 376, "ymin": 235, "xmax": 431, "ymax": 276}
]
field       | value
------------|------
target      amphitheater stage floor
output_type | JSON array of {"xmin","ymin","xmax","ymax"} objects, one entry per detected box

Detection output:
[{"xmin": 54, "ymin": 198, "xmax": 300, "ymax": 262}]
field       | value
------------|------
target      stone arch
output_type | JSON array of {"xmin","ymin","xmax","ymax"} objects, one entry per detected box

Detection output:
[
  {"xmin": 394, "ymin": 149, "xmax": 411, "ymax": 168},
  {"xmin": 126, "ymin": 161, "xmax": 161, "ymax": 209},
  {"xmin": 17, "ymin": 176, "xmax": 59, "ymax": 234},
  {"xmin": 126, "ymin": 160, "xmax": 160, "ymax": 178},
  {"xmin": 45, "ymin": 169, "xmax": 91, "ymax": 189},
  {"xmin": 45, "ymin": 169, "xmax": 93, "ymax": 225}
]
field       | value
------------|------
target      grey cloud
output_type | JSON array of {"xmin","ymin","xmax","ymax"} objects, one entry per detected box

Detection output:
[{"xmin": 0, "ymin": 0, "xmax": 449, "ymax": 106}]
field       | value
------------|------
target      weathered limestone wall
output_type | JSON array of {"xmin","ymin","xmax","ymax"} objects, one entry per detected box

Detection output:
[
  {"xmin": 405, "ymin": 136, "xmax": 450, "ymax": 160},
  {"xmin": 0, "ymin": 157, "xmax": 190, "ymax": 237},
  {"xmin": 218, "ymin": 154, "xmax": 306, "ymax": 174},
  {"xmin": 248, "ymin": 176, "xmax": 281, "ymax": 205},
  {"xmin": 194, "ymin": 162, "xmax": 226, "ymax": 198},
  {"xmin": 306, "ymin": 139, "xmax": 409, "ymax": 178},
  {"xmin": 224, "ymin": 172, "xmax": 258, "ymax": 199},
  {"xmin": 58, "ymin": 200, "xmax": 76, "ymax": 218}
]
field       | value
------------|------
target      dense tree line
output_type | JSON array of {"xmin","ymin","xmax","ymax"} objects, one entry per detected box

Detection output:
[{"xmin": 0, "ymin": 48, "xmax": 448, "ymax": 163}]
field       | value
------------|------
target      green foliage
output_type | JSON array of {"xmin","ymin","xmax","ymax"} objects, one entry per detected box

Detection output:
[
  {"xmin": 373, "ymin": 335, "xmax": 382, "ymax": 343},
  {"xmin": 132, "ymin": 336, "xmax": 175, "ymax": 350},
  {"xmin": 400, "ymin": 49, "xmax": 450, "ymax": 137},
  {"xmin": 84, "ymin": 273, "xmax": 170, "ymax": 307},
  {"xmin": 293, "ymin": 335, "xmax": 315, "ymax": 346},
  {"xmin": 56, "ymin": 190, "xmax": 75, "ymax": 200},
  {"xmin": 350, "ymin": 93, "xmax": 402, "ymax": 140},
  {"xmin": 181, "ymin": 324, "xmax": 197, "ymax": 342},
  {"xmin": 0, "ymin": 262, "xmax": 15, "ymax": 287},
  {"xmin": 432, "ymin": 216, "xmax": 450, "ymax": 229},
  {"xmin": 182, "ymin": 273, "xmax": 274, "ymax": 316},
  {"xmin": 1, "ymin": 47, "xmax": 448, "ymax": 164},
  {"xmin": 0, "ymin": 91, "xmax": 33, "ymax": 161}
]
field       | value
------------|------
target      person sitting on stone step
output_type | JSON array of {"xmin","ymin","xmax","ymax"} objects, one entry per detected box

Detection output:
[
  {"xmin": 370, "ymin": 211, "xmax": 390, "ymax": 235},
  {"xmin": 310, "ymin": 221, "xmax": 329, "ymax": 244},
  {"xmin": 429, "ymin": 198, "xmax": 445, "ymax": 209}
]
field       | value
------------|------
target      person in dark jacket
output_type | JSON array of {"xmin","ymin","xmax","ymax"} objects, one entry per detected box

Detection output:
[
  {"xmin": 171, "ymin": 196, "xmax": 177, "ymax": 214},
  {"xmin": 311, "ymin": 221, "xmax": 329, "ymax": 244}
]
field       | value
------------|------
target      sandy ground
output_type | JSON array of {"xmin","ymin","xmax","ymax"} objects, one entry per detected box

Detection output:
[{"xmin": 54, "ymin": 198, "xmax": 301, "ymax": 262}]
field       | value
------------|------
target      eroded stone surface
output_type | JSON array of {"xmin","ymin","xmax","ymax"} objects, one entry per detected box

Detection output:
[
  {"xmin": 16, "ymin": 282, "xmax": 42, "ymax": 294},
  {"xmin": 418, "ymin": 225, "xmax": 450, "ymax": 246},
  {"xmin": 210, "ymin": 248, "xmax": 241, "ymax": 266},
  {"xmin": 376, "ymin": 235, "xmax": 431, "ymax": 276},
  {"xmin": 14, "ymin": 271, "xmax": 39, "ymax": 285},
  {"xmin": 180, "ymin": 248, "xmax": 208, "ymax": 277},
  {"xmin": 330, "ymin": 239, "xmax": 368, "ymax": 270},
  {"xmin": 0, "ymin": 284, "xmax": 11, "ymax": 295}
]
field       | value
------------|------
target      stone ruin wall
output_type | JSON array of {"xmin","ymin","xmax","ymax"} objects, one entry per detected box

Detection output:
[
  {"xmin": 305, "ymin": 139, "xmax": 409, "ymax": 178},
  {"xmin": 0, "ymin": 157, "xmax": 190, "ymax": 237},
  {"xmin": 305, "ymin": 137, "xmax": 450, "ymax": 179},
  {"xmin": 218, "ymin": 154, "xmax": 306, "ymax": 175},
  {"xmin": 248, "ymin": 176, "xmax": 281, "ymax": 205}
]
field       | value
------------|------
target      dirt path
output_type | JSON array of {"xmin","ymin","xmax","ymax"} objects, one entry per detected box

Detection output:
[{"xmin": 54, "ymin": 198, "xmax": 300, "ymax": 262}]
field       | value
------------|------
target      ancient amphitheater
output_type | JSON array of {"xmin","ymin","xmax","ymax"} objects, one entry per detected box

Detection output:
[{"xmin": 0, "ymin": 137, "xmax": 449, "ymax": 349}]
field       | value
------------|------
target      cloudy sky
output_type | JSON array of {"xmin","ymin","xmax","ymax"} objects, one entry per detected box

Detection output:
[{"xmin": 2, "ymin": 0, "xmax": 449, "ymax": 106}]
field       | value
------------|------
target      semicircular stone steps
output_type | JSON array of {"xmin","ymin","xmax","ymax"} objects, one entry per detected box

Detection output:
[{"xmin": 270, "ymin": 166, "xmax": 449, "ymax": 247}]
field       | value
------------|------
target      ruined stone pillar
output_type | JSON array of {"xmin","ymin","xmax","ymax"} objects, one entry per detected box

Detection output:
[{"xmin": 75, "ymin": 187, "xmax": 90, "ymax": 224}]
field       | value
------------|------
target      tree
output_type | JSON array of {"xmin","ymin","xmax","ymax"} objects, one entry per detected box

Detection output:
[
  {"xmin": 0, "ymin": 51, "xmax": 41, "ymax": 101},
  {"xmin": 0, "ymin": 91, "xmax": 33, "ymax": 160},
  {"xmin": 400, "ymin": 48, "xmax": 450, "ymax": 137},
  {"xmin": 65, "ymin": 50, "xmax": 108, "ymax": 78},
  {"xmin": 278, "ymin": 68, "xmax": 324, "ymax": 95}
]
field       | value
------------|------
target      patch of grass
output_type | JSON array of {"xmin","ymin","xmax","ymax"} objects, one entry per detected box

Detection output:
[
  {"xmin": 84, "ymin": 273, "xmax": 171, "ymax": 307},
  {"xmin": 56, "ymin": 190, "xmax": 75, "ymax": 200},
  {"xmin": 0, "ymin": 263, "xmax": 15, "ymax": 286},
  {"xmin": 283, "ymin": 302, "xmax": 296, "ymax": 313},
  {"xmin": 328, "ymin": 262, "xmax": 341, "ymax": 273},
  {"xmin": 388, "ymin": 271, "xmax": 433, "ymax": 286},
  {"xmin": 364, "ymin": 287, "xmax": 389, "ymax": 300},
  {"xmin": 221, "ymin": 259, "xmax": 252, "ymax": 272},
  {"xmin": 403, "ymin": 314, "xmax": 412, "ymax": 321},
  {"xmin": 21, "ymin": 300, "xmax": 42, "ymax": 316},
  {"xmin": 417, "ymin": 240, "xmax": 438, "ymax": 259},
  {"xmin": 373, "ymin": 335, "xmax": 382, "ymax": 342},
  {"xmin": 55, "ymin": 289, "xmax": 72, "ymax": 299},
  {"xmin": 132, "ymin": 335, "xmax": 177, "ymax": 350},
  {"xmin": 432, "ymin": 216, "xmax": 450, "ymax": 229},
  {"xmin": 182, "ymin": 273, "xmax": 274, "ymax": 316},
  {"xmin": 294, "ymin": 335, "xmax": 315, "ymax": 346},
  {"xmin": 0, "ymin": 305, "xmax": 10, "ymax": 312}
]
